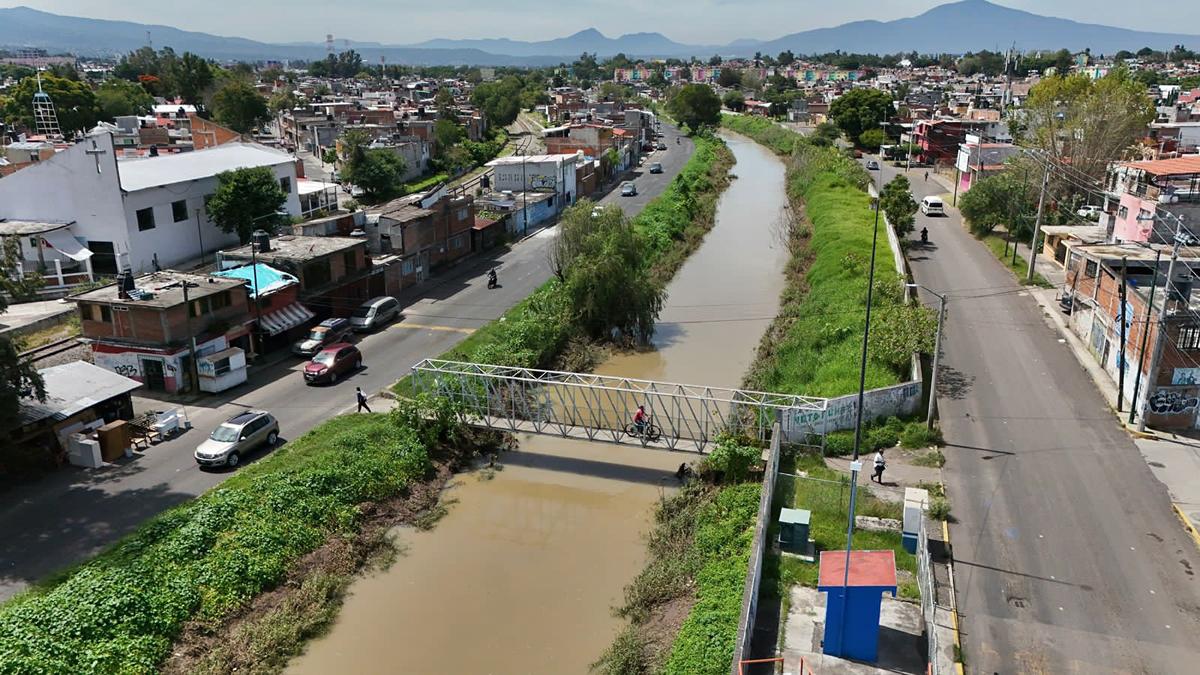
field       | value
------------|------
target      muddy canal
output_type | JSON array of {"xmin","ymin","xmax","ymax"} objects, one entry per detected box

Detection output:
[{"xmin": 286, "ymin": 133, "xmax": 788, "ymax": 674}]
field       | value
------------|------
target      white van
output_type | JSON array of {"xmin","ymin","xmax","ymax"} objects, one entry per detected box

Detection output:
[
  {"xmin": 920, "ymin": 196, "xmax": 945, "ymax": 216},
  {"xmin": 350, "ymin": 296, "xmax": 401, "ymax": 332}
]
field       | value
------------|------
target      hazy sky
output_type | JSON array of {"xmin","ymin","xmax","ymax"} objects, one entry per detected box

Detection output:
[{"xmin": 9, "ymin": 1, "xmax": 1196, "ymax": 45}]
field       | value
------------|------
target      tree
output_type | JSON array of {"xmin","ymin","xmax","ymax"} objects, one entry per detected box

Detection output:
[
  {"xmin": 170, "ymin": 52, "xmax": 214, "ymax": 104},
  {"xmin": 433, "ymin": 119, "xmax": 465, "ymax": 157},
  {"xmin": 95, "ymin": 78, "xmax": 154, "ymax": 119},
  {"xmin": 1019, "ymin": 70, "xmax": 1154, "ymax": 181},
  {"xmin": 717, "ymin": 68, "xmax": 742, "ymax": 88},
  {"xmin": 210, "ymin": 79, "xmax": 270, "ymax": 133},
  {"xmin": 777, "ymin": 50, "xmax": 796, "ymax": 67},
  {"xmin": 471, "ymin": 77, "xmax": 523, "ymax": 127},
  {"xmin": 828, "ymin": 87, "xmax": 892, "ymax": 143},
  {"xmin": 598, "ymin": 81, "xmax": 630, "ymax": 103},
  {"xmin": 722, "ymin": 90, "xmax": 745, "ymax": 112},
  {"xmin": 434, "ymin": 87, "xmax": 456, "ymax": 119},
  {"xmin": 0, "ymin": 74, "xmax": 99, "ymax": 135},
  {"xmin": 858, "ymin": 128, "xmax": 888, "ymax": 151},
  {"xmin": 268, "ymin": 89, "xmax": 299, "ymax": 113},
  {"xmin": 550, "ymin": 202, "xmax": 665, "ymax": 341},
  {"xmin": 880, "ymin": 175, "xmax": 918, "ymax": 236},
  {"xmin": 813, "ymin": 122, "xmax": 842, "ymax": 143},
  {"xmin": 0, "ymin": 243, "xmax": 45, "ymax": 440},
  {"xmin": 667, "ymin": 84, "xmax": 722, "ymax": 131},
  {"xmin": 958, "ymin": 167, "xmax": 1037, "ymax": 237},
  {"xmin": 206, "ymin": 167, "xmax": 288, "ymax": 243},
  {"xmin": 708, "ymin": 54, "xmax": 723, "ymax": 66},
  {"xmin": 347, "ymin": 149, "xmax": 406, "ymax": 198}
]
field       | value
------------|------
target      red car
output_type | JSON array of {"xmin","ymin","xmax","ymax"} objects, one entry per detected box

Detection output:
[{"xmin": 303, "ymin": 343, "xmax": 362, "ymax": 385}]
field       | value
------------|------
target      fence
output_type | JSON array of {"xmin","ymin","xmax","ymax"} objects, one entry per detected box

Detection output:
[
  {"xmin": 730, "ymin": 420, "xmax": 782, "ymax": 675},
  {"xmin": 916, "ymin": 517, "xmax": 941, "ymax": 675},
  {"xmin": 410, "ymin": 359, "xmax": 826, "ymax": 452}
]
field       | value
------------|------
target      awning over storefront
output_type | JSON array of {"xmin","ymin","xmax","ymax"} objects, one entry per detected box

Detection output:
[
  {"xmin": 40, "ymin": 227, "xmax": 93, "ymax": 261},
  {"xmin": 258, "ymin": 303, "xmax": 314, "ymax": 336}
]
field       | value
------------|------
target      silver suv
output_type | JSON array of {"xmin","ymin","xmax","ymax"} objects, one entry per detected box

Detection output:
[{"xmin": 194, "ymin": 410, "xmax": 279, "ymax": 468}]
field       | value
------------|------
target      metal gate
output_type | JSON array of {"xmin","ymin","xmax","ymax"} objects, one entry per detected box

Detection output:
[{"xmin": 409, "ymin": 359, "xmax": 829, "ymax": 452}]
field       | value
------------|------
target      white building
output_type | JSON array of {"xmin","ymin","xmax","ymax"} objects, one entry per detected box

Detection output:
[
  {"xmin": 486, "ymin": 153, "xmax": 580, "ymax": 203},
  {"xmin": 0, "ymin": 133, "xmax": 300, "ymax": 277}
]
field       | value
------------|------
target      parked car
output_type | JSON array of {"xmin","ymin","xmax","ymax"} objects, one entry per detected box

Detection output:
[
  {"xmin": 920, "ymin": 195, "xmax": 945, "ymax": 216},
  {"xmin": 304, "ymin": 343, "xmax": 363, "ymax": 385},
  {"xmin": 1077, "ymin": 205, "xmax": 1103, "ymax": 219},
  {"xmin": 293, "ymin": 318, "xmax": 351, "ymax": 356},
  {"xmin": 621, "ymin": 181, "xmax": 637, "ymax": 197},
  {"xmin": 194, "ymin": 410, "xmax": 279, "ymax": 468},
  {"xmin": 656, "ymin": 141, "xmax": 667, "ymax": 151},
  {"xmin": 350, "ymin": 296, "xmax": 401, "ymax": 332},
  {"xmin": 649, "ymin": 162, "xmax": 663, "ymax": 174},
  {"xmin": 865, "ymin": 160, "xmax": 880, "ymax": 170}
]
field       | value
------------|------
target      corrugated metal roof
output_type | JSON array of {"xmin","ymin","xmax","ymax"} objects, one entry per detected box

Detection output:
[
  {"xmin": 1121, "ymin": 156, "xmax": 1200, "ymax": 177},
  {"xmin": 19, "ymin": 362, "xmax": 142, "ymax": 427},
  {"xmin": 117, "ymin": 142, "xmax": 294, "ymax": 192}
]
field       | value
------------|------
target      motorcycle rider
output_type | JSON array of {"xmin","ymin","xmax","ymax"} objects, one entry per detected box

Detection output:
[
  {"xmin": 920, "ymin": 227, "xmax": 929, "ymax": 243},
  {"xmin": 487, "ymin": 268, "xmax": 498, "ymax": 288}
]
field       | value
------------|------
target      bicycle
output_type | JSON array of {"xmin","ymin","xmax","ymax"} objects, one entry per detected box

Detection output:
[{"xmin": 624, "ymin": 421, "xmax": 662, "ymax": 443}]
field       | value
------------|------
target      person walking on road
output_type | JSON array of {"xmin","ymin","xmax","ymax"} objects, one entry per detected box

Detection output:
[
  {"xmin": 356, "ymin": 387, "xmax": 371, "ymax": 413},
  {"xmin": 924, "ymin": 171, "xmax": 929, "ymax": 183},
  {"xmin": 872, "ymin": 450, "xmax": 886, "ymax": 484}
]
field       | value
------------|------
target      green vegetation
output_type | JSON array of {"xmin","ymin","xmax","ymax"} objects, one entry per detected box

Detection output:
[
  {"xmin": 206, "ymin": 166, "xmax": 289, "ymax": 243},
  {"xmin": 666, "ymin": 84, "xmax": 722, "ymax": 131},
  {"xmin": 0, "ymin": 73, "xmax": 99, "ymax": 135},
  {"xmin": 827, "ymin": 88, "xmax": 892, "ymax": 144},
  {"xmin": 401, "ymin": 173, "xmax": 451, "ymax": 195},
  {"xmin": 821, "ymin": 416, "xmax": 940, "ymax": 456},
  {"xmin": 593, "ymin": 480, "xmax": 760, "ymax": 675},
  {"xmin": 395, "ymin": 134, "xmax": 733, "ymax": 385},
  {"xmin": 210, "ymin": 78, "xmax": 270, "ymax": 134},
  {"xmin": 776, "ymin": 453, "xmax": 912, "ymax": 590},
  {"xmin": 880, "ymin": 175, "xmax": 918, "ymax": 237},
  {"xmin": 0, "ymin": 395, "xmax": 494, "ymax": 673},
  {"xmin": 339, "ymin": 130, "xmax": 408, "ymax": 200},
  {"xmin": 723, "ymin": 117, "xmax": 936, "ymax": 398},
  {"xmin": 979, "ymin": 232, "xmax": 1052, "ymax": 287},
  {"xmin": 911, "ymin": 449, "xmax": 947, "ymax": 468},
  {"xmin": 721, "ymin": 114, "xmax": 804, "ymax": 155}
]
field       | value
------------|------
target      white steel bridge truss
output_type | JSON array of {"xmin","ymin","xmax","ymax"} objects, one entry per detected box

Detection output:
[{"xmin": 409, "ymin": 359, "xmax": 829, "ymax": 452}]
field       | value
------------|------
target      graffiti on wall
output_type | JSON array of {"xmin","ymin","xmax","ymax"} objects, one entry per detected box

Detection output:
[
  {"xmin": 1147, "ymin": 388, "xmax": 1200, "ymax": 416},
  {"xmin": 782, "ymin": 381, "xmax": 922, "ymax": 438}
]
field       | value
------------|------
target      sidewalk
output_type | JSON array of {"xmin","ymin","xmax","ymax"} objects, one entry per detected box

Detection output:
[{"xmin": 1029, "ymin": 280, "xmax": 1200, "ymax": 545}]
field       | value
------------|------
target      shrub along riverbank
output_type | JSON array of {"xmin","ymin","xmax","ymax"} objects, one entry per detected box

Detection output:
[
  {"xmin": 593, "ymin": 451, "xmax": 761, "ymax": 675},
  {"xmin": 394, "ymin": 133, "xmax": 734, "ymax": 384},
  {"xmin": 723, "ymin": 115, "xmax": 935, "ymax": 398},
  {"xmin": 0, "ymin": 397, "xmax": 503, "ymax": 674}
]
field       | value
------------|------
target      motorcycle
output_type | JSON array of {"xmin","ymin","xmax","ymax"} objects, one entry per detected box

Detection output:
[
  {"xmin": 920, "ymin": 228, "xmax": 929, "ymax": 244},
  {"xmin": 487, "ymin": 269, "xmax": 498, "ymax": 289}
]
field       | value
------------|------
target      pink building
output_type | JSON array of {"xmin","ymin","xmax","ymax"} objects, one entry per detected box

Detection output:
[{"xmin": 1107, "ymin": 157, "xmax": 1200, "ymax": 243}]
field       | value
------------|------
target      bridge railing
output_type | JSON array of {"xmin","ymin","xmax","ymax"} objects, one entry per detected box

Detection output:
[{"xmin": 409, "ymin": 359, "xmax": 829, "ymax": 452}]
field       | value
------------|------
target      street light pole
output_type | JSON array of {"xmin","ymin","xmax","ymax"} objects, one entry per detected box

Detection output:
[{"xmin": 908, "ymin": 283, "xmax": 947, "ymax": 429}]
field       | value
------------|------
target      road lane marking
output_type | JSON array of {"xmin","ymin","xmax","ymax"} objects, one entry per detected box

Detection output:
[{"xmin": 391, "ymin": 322, "xmax": 476, "ymax": 334}]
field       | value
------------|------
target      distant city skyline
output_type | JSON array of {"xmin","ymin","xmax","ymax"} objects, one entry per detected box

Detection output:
[{"xmin": 5, "ymin": 0, "xmax": 1196, "ymax": 48}]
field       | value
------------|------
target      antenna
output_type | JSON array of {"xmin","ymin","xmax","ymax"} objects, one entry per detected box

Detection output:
[
  {"xmin": 146, "ymin": 30, "xmax": 152, "ymax": 50},
  {"xmin": 32, "ymin": 72, "xmax": 63, "ymax": 140},
  {"xmin": 326, "ymin": 34, "xmax": 334, "ymax": 54}
]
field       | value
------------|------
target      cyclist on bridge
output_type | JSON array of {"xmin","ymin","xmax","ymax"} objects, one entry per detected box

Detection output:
[{"xmin": 633, "ymin": 405, "xmax": 650, "ymax": 435}]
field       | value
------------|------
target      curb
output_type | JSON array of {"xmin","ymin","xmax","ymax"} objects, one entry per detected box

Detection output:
[
  {"xmin": 941, "ymin": 517, "xmax": 966, "ymax": 675},
  {"xmin": 1172, "ymin": 503, "xmax": 1200, "ymax": 552}
]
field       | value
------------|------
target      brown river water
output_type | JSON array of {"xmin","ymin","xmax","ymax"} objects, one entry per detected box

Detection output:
[{"xmin": 285, "ymin": 133, "xmax": 788, "ymax": 675}]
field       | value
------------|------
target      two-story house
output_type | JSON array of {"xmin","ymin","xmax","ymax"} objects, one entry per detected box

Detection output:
[
  {"xmin": 218, "ymin": 234, "xmax": 371, "ymax": 318},
  {"xmin": 0, "ymin": 132, "xmax": 301, "ymax": 278},
  {"xmin": 73, "ymin": 271, "xmax": 254, "ymax": 393},
  {"xmin": 1107, "ymin": 157, "xmax": 1200, "ymax": 243}
]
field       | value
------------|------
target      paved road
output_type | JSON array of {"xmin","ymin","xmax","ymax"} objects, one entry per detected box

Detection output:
[
  {"xmin": 0, "ymin": 126, "xmax": 695, "ymax": 602},
  {"xmin": 868, "ymin": 159, "xmax": 1200, "ymax": 673}
]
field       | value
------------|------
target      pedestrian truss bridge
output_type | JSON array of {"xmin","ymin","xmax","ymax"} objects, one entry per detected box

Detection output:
[{"xmin": 408, "ymin": 359, "xmax": 831, "ymax": 452}]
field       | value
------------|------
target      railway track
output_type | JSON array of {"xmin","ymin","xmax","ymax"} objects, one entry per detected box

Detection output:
[{"xmin": 19, "ymin": 335, "xmax": 83, "ymax": 363}]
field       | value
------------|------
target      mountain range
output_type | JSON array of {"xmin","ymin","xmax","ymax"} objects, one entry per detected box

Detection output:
[{"xmin": 0, "ymin": 1, "xmax": 1198, "ymax": 66}]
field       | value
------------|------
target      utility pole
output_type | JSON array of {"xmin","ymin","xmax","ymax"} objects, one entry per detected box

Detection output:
[
  {"xmin": 1129, "ymin": 248, "xmax": 1163, "ymax": 425},
  {"xmin": 180, "ymin": 280, "xmax": 200, "ymax": 393},
  {"xmin": 927, "ymin": 292, "xmax": 946, "ymax": 428},
  {"xmin": 1025, "ymin": 159, "xmax": 1051, "ymax": 283},
  {"xmin": 1138, "ymin": 221, "xmax": 1188, "ymax": 432},
  {"xmin": 1118, "ymin": 257, "xmax": 1128, "ymax": 411},
  {"xmin": 851, "ymin": 182, "xmax": 884, "ymax": 461}
]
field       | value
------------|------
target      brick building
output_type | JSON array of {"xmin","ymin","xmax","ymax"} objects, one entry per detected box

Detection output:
[
  {"xmin": 73, "ymin": 271, "xmax": 253, "ymax": 393},
  {"xmin": 1064, "ymin": 242, "xmax": 1200, "ymax": 429},
  {"xmin": 218, "ymin": 234, "xmax": 372, "ymax": 319}
]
